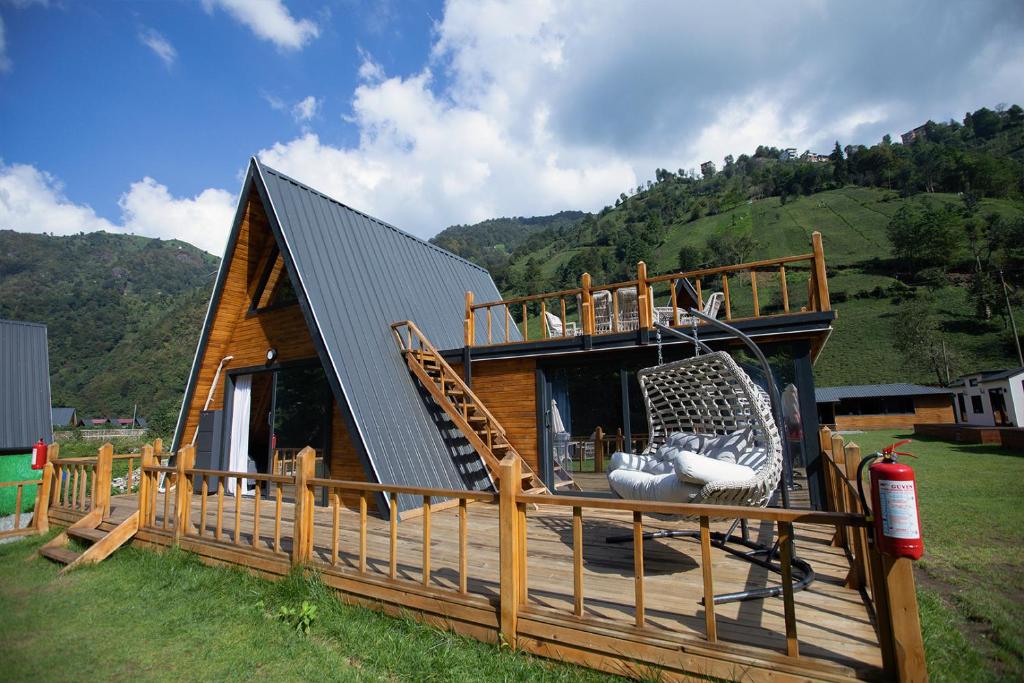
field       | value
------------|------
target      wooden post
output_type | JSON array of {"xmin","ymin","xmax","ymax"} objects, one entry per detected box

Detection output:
[
  {"xmin": 819, "ymin": 426, "xmax": 833, "ymax": 453},
  {"xmin": 173, "ymin": 444, "xmax": 195, "ymax": 542},
  {"xmin": 581, "ymin": 272, "xmax": 594, "ymax": 336},
  {"xmin": 464, "ymin": 291, "xmax": 475, "ymax": 347},
  {"xmin": 291, "ymin": 446, "xmax": 316, "ymax": 566},
  {"xmin": 636, "ymin": 261, "xmax": 650, "ymax": 330},
  {"xmin": 33, "ymin": 462, "xmax": 53, "ymax": 533},
  {"xmin": 594, "ymin": 426, "xmax": 605, "ymax": 473},
  {"xmin": 843, "ymin": 441, "xmax": 867, "ymax": 590},
  {"xmin": 154, "ymin": 438, "xmax": 163, "ymax": 461},
  {"xmin": 830, "ymin": 434, "xmax": 848, "ymax": 548},
  {"xmin": 812, "ymin": 231, "xmax": 830, "ymax": 312},
  {"xmin": 138, "ymin": 444, "xmax": 154, "ymax": 529},
  {"xmin": 96, "ymin": 442, "xmax": 114, "ymax": 519},
  {"xmin": 498, "ymin": 453, "xmax": 521, "ymax": 648},
  {"xmin": 882, "ymin": 555, "xmax": 928, "ymax": 682}
]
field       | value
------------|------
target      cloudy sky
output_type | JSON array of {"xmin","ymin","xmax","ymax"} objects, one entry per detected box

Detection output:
[{"xmin": 1, "ymin": 0, "xmax": 1023, "ymax": 255}]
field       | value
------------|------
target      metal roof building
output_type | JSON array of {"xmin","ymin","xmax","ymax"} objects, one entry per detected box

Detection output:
[
  {"xmin": 0, "ymin": 319, "xmax": 53, "ymax": 452},
  {"xmin": 815, "ymin": 383, "xmax": 951, "ymax": 404},
  {"xmin": 51, "ymin": 407, "xmax": 78, "ymax": 428},
  {"xmin": 175, "ymin": 159, "xmax": 513, "ymax": 514}
]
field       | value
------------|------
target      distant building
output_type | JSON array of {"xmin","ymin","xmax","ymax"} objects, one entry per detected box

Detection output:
[
  {"xmin": 801, "ymin": 151, "xmax": 829, "ymax": 163},
  {"xmin": 816, "ymin": 383, "xmax": 953, "ymax": 430},
  {"xmin": 780, "ymin": 147, "xmax": 798, "ymax": 161},
  {"xmin": 0, "ymin": 320, "xmax": 53, "ymax": 453},
  {"xmin": 86, "ymin": 418, "xmax": 112, "ymax": 428},
  {"xmin": 900, "ymin": 125, "xmax": 928, "ymax": 145},
  {"xmin": 113, "ymin": 417, "xmax": 147, "ymax": 428},
  {"xmin": 699, "ymin": 160, "xmax": 716, "ymax": 177},
  {"xmin": 950, "ymin": 368, "xmax": 1024, "ymax": 427},
  {"xmin": 51, "ymin": 407, "xmax": 80, "ymax": 428}
]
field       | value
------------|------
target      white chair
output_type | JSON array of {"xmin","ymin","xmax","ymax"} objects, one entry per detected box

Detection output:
[
  {"xmin": 543, "ymin": 311, "xmax": 580, "ymax": 338},
  {"xmin": 653, "ymin": 291, "xmax": 724, "ymax": 327}
]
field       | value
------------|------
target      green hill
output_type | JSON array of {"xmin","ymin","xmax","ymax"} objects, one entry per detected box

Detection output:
[
  {"xmin": 434, "ymin": 105, "xmax": 1024, "ymax": 387},
  {"xmin": 0, "ymin": 230, "xmax": 218, "ymax": 433}
]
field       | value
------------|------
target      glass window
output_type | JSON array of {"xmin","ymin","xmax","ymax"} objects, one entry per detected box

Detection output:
[{"xmin": 971, "ymin": 395, "xmax": 984, "ymax": 414}]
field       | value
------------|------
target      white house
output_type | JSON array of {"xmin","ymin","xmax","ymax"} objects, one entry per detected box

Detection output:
[{"xmin": 951, "ymin": 368, "xmax": 1024, "ymax": 427}]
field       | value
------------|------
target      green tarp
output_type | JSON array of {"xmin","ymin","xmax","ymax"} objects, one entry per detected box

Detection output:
[{"xmin": 0, "ymin": 454, "xmax": 42, "ymax": 515}]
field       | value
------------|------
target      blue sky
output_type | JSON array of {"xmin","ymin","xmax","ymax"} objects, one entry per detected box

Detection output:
[{"xmin": 1, "ymin": 1, "xmax": 1023, "ymax": 254}]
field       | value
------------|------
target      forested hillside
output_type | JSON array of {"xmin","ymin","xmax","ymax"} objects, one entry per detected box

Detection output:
[
  {"xmin": 0, "ymin": 231, "xmax": 217, "ymax": 433},
  {"xmin": 433, "ymin": 104, "xmax": 1024, "ymax": 386}
]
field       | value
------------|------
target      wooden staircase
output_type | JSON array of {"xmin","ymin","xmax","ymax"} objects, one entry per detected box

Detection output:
[
  {"xmin": 38, "ymin": 445, "xmax": 140, "ymax": 572},
  {"xmin": 39, "ymin": 509, "xmax": 140, "ymax": 573},
  {"xmin": 392, "ymin": 320, "xmax": 576, "ymax": 493}
]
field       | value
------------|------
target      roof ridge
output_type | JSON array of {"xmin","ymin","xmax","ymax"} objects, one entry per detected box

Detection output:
[
  {"xmin": 0, "ymin": 319, "xmax": 47, "ymax": 329},
  {"xmin": 252, "ymin": 158, "xmax": 491, "ymax": 275}
]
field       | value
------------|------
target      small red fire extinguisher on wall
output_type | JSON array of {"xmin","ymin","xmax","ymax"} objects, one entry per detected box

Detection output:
[
  {"xmin": 31, "ymin": 438, "xmax": 48, "ymax": 470},
  {"xmin": 856, "ymin": 439, "xmax": 925, "ymax": 560}
]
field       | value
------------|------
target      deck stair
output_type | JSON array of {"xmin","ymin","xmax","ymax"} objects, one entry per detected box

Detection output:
[
  {"xmin": 39, "ymin": 508, "xmax": 140, "ymax": 573},
  {"xmin": 392, "ymin": 321, "xmax": 577, "ymax": 493}
]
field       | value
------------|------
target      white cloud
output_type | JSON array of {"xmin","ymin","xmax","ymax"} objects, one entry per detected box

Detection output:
[
  {"xmin": 139, "ymin": 28, "xmax": 177, "ymax": 69},
  {"xmin": 0, "ymin": 161, "xmax": 235, "ymax": 254},
  {"xmin": 0, "ymin": 15, "xmax": 11, "ymax": 73},
  {"xmin": 291, "ymin": 95, "xmax": 319, "ymax": 122},
  {"xmin": 202, "ymin": 0, "xmax": 318, "ymax": 51}
]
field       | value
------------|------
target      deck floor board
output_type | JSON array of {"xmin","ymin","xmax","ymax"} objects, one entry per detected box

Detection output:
[{"xmin": 89, "ymin": 481, "xmax": 882, "ymax": 679}]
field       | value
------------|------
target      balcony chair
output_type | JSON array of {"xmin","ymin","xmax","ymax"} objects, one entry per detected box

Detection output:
[
  {"xmin": 543, "ymin": 311, "xmax": 581, "ymax": 337},
  {"xmin": 605, "ymin": 317, "xmax": 812, "ymax": 604},
  {"xmin": 652, "ymin": 290, "xmax": 725, "ymax": 327}
]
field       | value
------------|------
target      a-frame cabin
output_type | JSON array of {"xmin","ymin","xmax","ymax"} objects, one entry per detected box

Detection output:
[{"xmin": 173, "ymin": 158, "xmax": 522, "ymax": 517}]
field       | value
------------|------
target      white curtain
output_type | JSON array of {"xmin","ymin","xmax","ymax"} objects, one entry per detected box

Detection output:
[{"xmin": 228, "ymin": 374, "xmax": 252, "ymax": 494}]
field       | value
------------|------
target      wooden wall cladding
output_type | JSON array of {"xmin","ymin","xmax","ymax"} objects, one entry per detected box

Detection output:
[
  {"xmin": 834, "ymin": 395, "xmax": 953, "ymax": 431},
  {"xmin": 466, "ymin": 358, "xmax": 539, "ymax": 471}
]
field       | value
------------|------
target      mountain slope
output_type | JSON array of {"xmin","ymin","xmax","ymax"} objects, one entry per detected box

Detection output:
[{"xmin": 0, "ymin": 230, "xmax": 218, "ymax": 432}]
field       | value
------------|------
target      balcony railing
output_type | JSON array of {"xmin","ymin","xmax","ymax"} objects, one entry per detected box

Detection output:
[{"xmin": 464, "ymin": 231, "xmax": 831, "ymax": 347}]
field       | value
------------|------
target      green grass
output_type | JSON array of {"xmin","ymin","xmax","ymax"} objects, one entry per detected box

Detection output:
[
  {"xmin": 848, "ymin": 429, "xmax": 1024, "ymax": 681},
  {"xmin": 0, "ymin": 453, "xmax": 42, "ymax": 514},
  {"xmin": 0, "ymin": 534, "xmax": 620, "ymax": 682}
]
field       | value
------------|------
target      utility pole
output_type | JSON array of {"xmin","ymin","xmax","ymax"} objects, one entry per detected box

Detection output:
[
  {"xmin": 941, "ymin": 340, "xmax": 951, "ymax": 385},
  {"xmin": 1000, "ymin": 270, "xmax": 1024, "ymax": 367}
]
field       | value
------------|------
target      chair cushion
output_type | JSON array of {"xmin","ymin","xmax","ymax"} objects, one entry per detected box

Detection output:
[
  {"xmin": 671, "ymin": 451, "xmax": 756, "ymax": 486},
  {"xmin": 608, "ymin": 451, "xmax": 674, "ymax": 475},
  {"xmin": 607, "ymin": 468, "xmax": 703, "ymax": 503},
  {"xmin": 661, "ymin": 428, "xmax": 752, "ymax": 465}
]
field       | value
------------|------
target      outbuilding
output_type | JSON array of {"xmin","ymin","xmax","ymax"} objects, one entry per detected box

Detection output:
[
  {"xmin": 950, "ymin": 368, "xmax": 1024, "ymax": 427},
  {"xmin": 816, "ymin": 383, "xmax": 953, "ymax": 430}
]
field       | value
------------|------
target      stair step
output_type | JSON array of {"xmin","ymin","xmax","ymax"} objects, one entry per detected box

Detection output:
[
  {"xmin": 40, "ymin": 546, "xmax": 81, "ymax": 565},
  {"xmin": 467, "ymin": 415, "xmax": 487, "ymax": 424},
  {"xmin": 524, "ymin": 487, "xmax": 547, "ymax": 495},
  {"xmin": 68, "ymin": 526, "xmax": 106, "ymax": 543}
]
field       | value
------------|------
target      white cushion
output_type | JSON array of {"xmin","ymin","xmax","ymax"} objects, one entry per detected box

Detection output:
[
  {"xmin": 671, "ymin": 451, "xmax": 756, "ymax": 486},
  {"xmin": 661, "ymin": 428, "xmax": 754, "ymax": 465},
  {"xmin": 607, "ymin": 468, "xmax": 703, "ymax": 503}
]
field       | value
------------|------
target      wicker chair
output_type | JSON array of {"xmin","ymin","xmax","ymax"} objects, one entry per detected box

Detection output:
[{"xmin": 635, "ymin": 350, "xmax": 782, "ymax": 509}]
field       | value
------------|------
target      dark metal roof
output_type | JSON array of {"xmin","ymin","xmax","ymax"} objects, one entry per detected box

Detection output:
[
  {"xmin": 0, "ymin": 319, "xmax": 53, "ymax": 451},
  {"xmin": 51, "ymin": 407, "xmax": 77, "ymax": 427},
  {"xmin": 176, "ymin": 158, "xmax": 513, "ymax": 514},
  {"xmin": 815, "ymin": 383, "xmax": 951, "ymax": 403}
]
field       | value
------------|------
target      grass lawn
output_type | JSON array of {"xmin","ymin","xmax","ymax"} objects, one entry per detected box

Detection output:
[
  {"xmin": 0, "ymin": 533, "xmax": 620, "ymax": 682},
  {"xmin": 849, "ymin": 429, "xmax": 1024, "ymax": 682}
]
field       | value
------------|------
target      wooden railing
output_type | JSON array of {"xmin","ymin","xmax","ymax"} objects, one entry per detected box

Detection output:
[
  {"xmin": 271, "ymin": 447, "xmax": 324, "ymax": 477},
  {"xmin": 464, "ymin": 232, "xmax": 831, "ymax": 346},
  {"xmin": 0, "ymin": 459, "xmax": 52, "ymax": 539},
  {"xmin": 122, "ymin": 440, "xmax": 925, "ymax": 681},
  {"xmin": 818, "ymin": 427, "xmax": 928, "ymax": 682}
]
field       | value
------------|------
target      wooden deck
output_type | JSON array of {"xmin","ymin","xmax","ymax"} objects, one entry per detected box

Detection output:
[{"xmin": 57, "ymin": 485, "xmax": 883, "ymax": 681}]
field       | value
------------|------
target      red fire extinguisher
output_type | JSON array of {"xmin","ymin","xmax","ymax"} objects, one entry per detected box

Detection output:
[
  {"xmin": 856, "ymin": 439, "xmax": 924, "ymax": 560},
  {"xmin": 31, "ymin": 438, "xmax": 48, "ymax": 470}
]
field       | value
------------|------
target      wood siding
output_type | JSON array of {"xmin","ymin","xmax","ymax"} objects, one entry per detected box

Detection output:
[
  {"xmin": 179, "ymin": 189, "xmax": 368, "ymax": 490},
  {"xmin": 465, "ymin": 359, "xmax": 539, "ymax": 471},
  {"xmin": 833, "ymin": 395, "xmax": 953, "ymax": 431}
]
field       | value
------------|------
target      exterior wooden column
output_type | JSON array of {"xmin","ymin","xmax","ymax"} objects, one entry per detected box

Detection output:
[
  {"xmin": 464, "ymin": 291, "xmax": 475, "ymax": 347},
  {"xmin": 96, "ymin": 442, "xmax": 114, "ymax": 519},
  {"xmin": 882, "ymin": 555, "xmax": 928, "ymax": 682},
  {"xmin": 580, "ymin": 272, "xmax": 594, "ymax": 336},
  {"xmin": 138, "ymin": 444, "xmax": 155, "ymax": 528},
  {"xmin": 812, "ymin": 231, "xmax": 830, "ymax": 311},
  {"xmin": 292, "ymin": 446, "xmax": 316, "ymax": 566},
  {"xmin": 33, "ymin": 462, "xmax": 53, "ymax": 533},
  {"xmin": 594, "ymin": 426, "xmax": 605, "ymax": 473},
  {"xmin": 636, "ymin": 261, "xmax": 651, "ymax": 330},
  {"xmin": 498, "ymin": 453, "xmax": 521, "ymax": 648},
  {"xmin": 173, "ymin": 444, "xmax": 195, "ymax": 542}
]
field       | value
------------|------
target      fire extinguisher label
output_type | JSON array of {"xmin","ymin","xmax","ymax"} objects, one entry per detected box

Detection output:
[{"xmin": 878, "ymin": 479, "xmax": 920, "ymax": 539}]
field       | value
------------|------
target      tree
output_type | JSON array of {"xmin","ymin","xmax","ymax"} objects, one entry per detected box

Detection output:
[
  {"xmin": 886, "ymin": 204, "xmax": 963, "ymax": 271},
  {"xmin": 830, "ymin": 141, "xmax": 848, "ymax": 185},
  {"xmin": 894, "ymin": 297, "xmax": 955, "ymax": 384}
]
